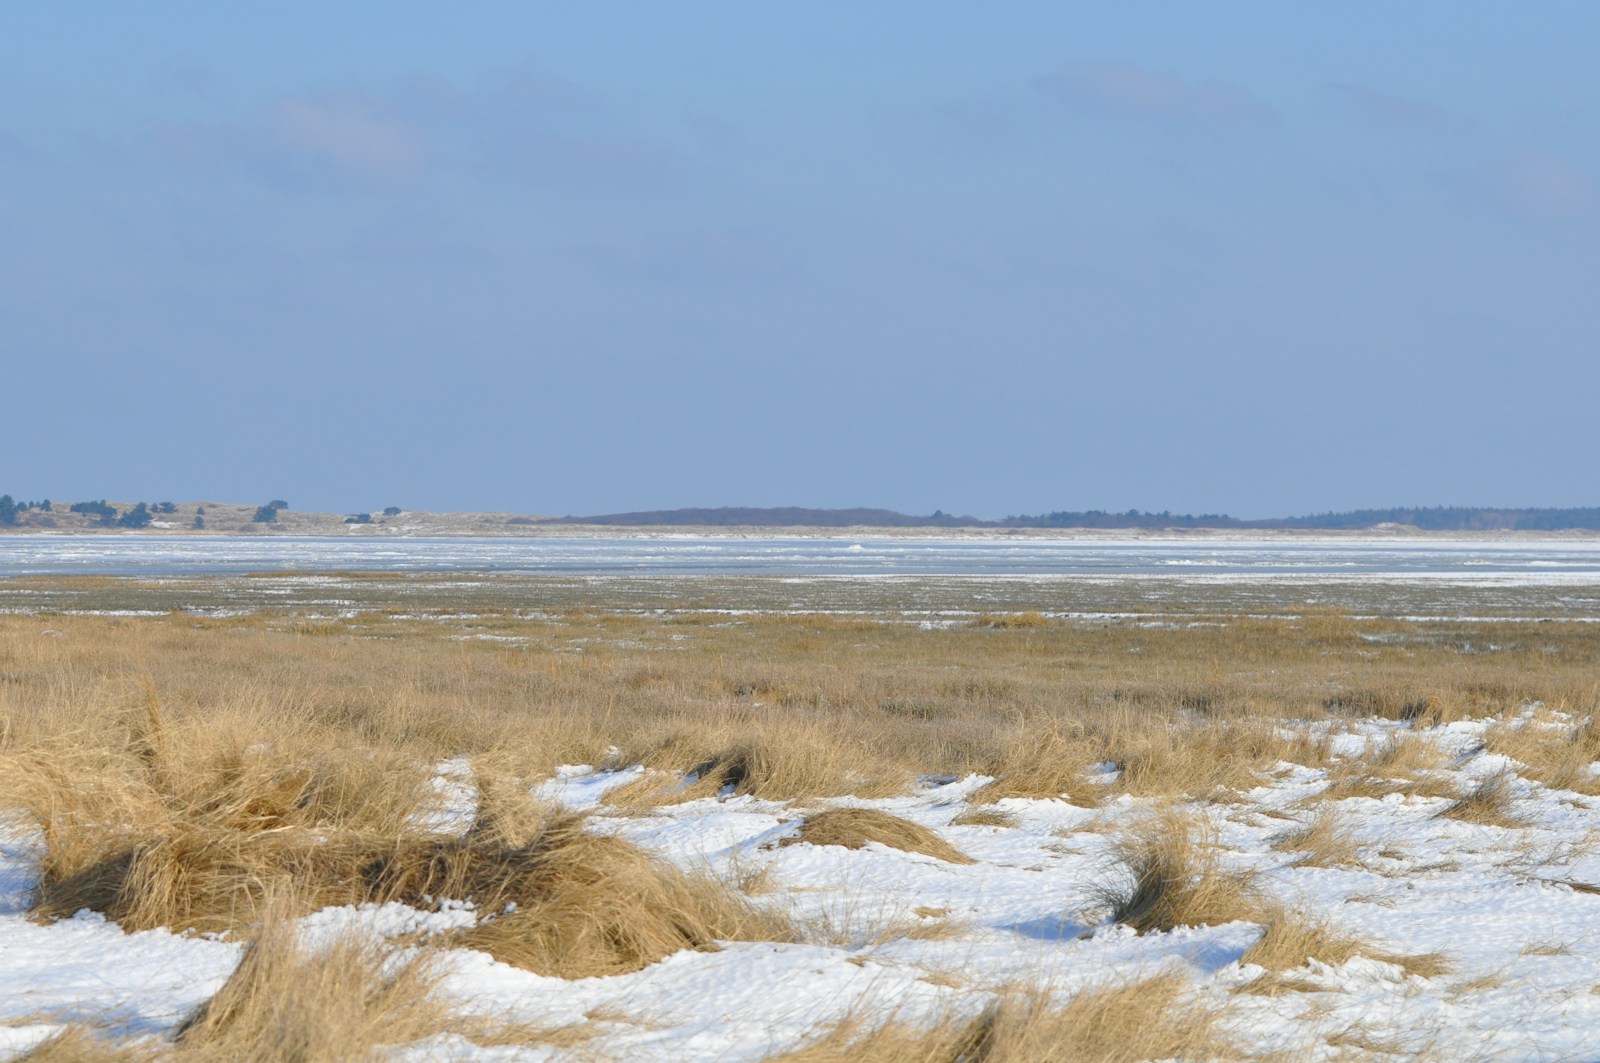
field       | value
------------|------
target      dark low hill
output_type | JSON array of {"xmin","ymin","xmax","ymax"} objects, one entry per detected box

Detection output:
[
  {"xmin": 551, "ymin": 507, "xmax": 988, "ymax": 527},
  {"xmin": 557, "ymin": 505, "xmax": 1600, "ymax": 532},
  {"xmin": 1266, "ymin": 506, "xmax": 1600, "ymax": 531},
  {"xmin": 1000, "ymin": 506, "xmax": 1600, "ymax": 531}
]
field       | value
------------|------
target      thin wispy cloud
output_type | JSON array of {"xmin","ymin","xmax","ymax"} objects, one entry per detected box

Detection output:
[
  {"xmin": 1033, "ymin": 62, "xmax": 1275, "ymax": 126},
  {"xmin": 151, "ymin": 69, "xmax": 674, "ymax": 195},
  {"xmin": 1322, "ymin": 82, "xmax": 1459, "ymax": 132},
  {"xmin": 1508, "ymin": 152, "xmax": 1595, "ymax": 220},
  {"xmin": 153, "ymin": 92, "xmax": 427, "ymax": 188},
  {"xmin": 271, "ymin": 96, "xmax": 425, "ymax": 178}
]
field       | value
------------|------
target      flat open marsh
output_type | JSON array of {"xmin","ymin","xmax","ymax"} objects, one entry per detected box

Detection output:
[{"xmin": 3, "ymin": 577, "xmax": 1600, "ymax": 1059}]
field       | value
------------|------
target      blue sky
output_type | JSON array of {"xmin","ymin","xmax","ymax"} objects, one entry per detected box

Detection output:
[{"xmin": 3, "ymin": 3, "xmax": 1597, "ymax": 518}]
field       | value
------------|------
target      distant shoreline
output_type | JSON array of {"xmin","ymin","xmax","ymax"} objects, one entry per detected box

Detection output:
[
  {"xmin": 4, "ymin": 523, "xmax": 1600, "ymax": 542},
  {"xmin": 6, "ymin": 500, "xmax": 1600, "ymax": 540}
]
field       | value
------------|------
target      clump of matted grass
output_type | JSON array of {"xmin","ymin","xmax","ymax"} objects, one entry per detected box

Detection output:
[
  {"xmin": 1094, "ymin": 809, "xmax": 1266, "ymax": 934},
  {"xmin": 1325, "ymin": 732, "xmax": 1457, "ymax": 800},
  {"xmin": 1270, "ymin": 807, "xmax": 1363, "ymax": 868},
  {"xmin": 12, "ymin": 704, "xmax": 794, "ymax": 978},
  {"xmin": 13, "ymin": 1027, "xmax": 159, "ymax": 1062},
  {"xmin": 959, "ymin": 720, "xmax": 1097, "ymax": 805},
  {"xmin": 768, "ymin": 971, "xmax": 1235, "ymax": 1062},
  {"xmin": 15, "ymin": 902, "xmax": 578, "ymax": 1061},
  {"xmin": 950, "ymin": 807, "xmax": 1018, "ymax": 828},
  {"xmin": 372, "ymin": 809, "xmax": 796, "ymax": 976},
  {"xmin": 173, "ymin": 893, "xmax": 593, "ymax": 1061},
  {"xmin": 781, "ymin": 808, "xmax": 974, "ymax": 865},
  {"xmin": 176, "ymin": 910, "xmax": 453, "ymax": 1062},
  {"xmin": 1241, "ymin": 905, "xmax": 1450, "ymax": 994},
  {"xmin": 1484, "ymin": 708, "xmax": 1600, "ymax": 795},
  {"xmin": 607, "ymin": 717, "xmax": 915, "ymax": 808},
  {"xmin": 1437, "ymin": 771, "xmax": 1525, "ymax": 828},
  {"xmin": 1096, "ymin": 712, "xmax": 1324, "ymax": 800}
]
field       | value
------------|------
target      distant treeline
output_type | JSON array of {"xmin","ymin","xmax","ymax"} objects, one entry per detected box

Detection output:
[
  {"xmin": 552, "ymin": 506, "xmax": 988, "ymax": 528},
  {"xmin": 1003, "ymin": 507, "xmax": 1600, "ymax": 531},
  {"xmin": 557, "ymin": 505, "xmax": 1600, "ymax": 531}
]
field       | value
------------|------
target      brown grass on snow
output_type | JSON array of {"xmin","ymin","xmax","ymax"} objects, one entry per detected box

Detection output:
[
  {"xmin": 949, "ymin": 808, "xmax": 1018, "ymax": 828},
  {"xmin": 1241, "ymin": 906, "xmax": 1450, "ymax": 993},
  {"xmin": 375, "ymin": 810, "xmax": 796, "ymax": 976},
  {"xmin": 1271, "ymin": 807, "xmax": 1363, "ymax": 868},
  {"xmin": 1326, "ymin": 732, "xmax": 1458, "ymax": 800},
  {"xmin": 18, "ymin": 902, "xmax": 577, "ymax": 1061},
  {"xmin": 177, "ymin": 895, "xmax": 591, "ymax": 1061},
  {"xmin": 608, "ymin": 720, "xmax": 915, "ymax": 808},
  {"xmin": 14, "ymin": 1028, "xmax": 159, "ymax": 1062},
  {"xmin": 1484, "ymin": 708, "xmax": 1600, "ymax": 795},
  {"xmin": 11, "ymin": 703, "xmax": 793, "ymax": 976},
  {"xmin": 960, "ymin": 720, "xmax": 1096, "ymax": 804},
  {"xmin": 767, "ymin": 971, "xmax": 1235, "ymax": 1063},
  {"xmin": 1095, "ymin": 810, "xmax": 1267, "ymax": 934},
  {"xmin": 175, "ymin": 910, "xmax": 453, "ymax": 1062},
  {"xmin": 1437, "ymin": 771, "xmax": 1525, "ymax": 828},
  {"xmin": 782, "ymin": 808, "xmax": 974, "ymax": 864}
]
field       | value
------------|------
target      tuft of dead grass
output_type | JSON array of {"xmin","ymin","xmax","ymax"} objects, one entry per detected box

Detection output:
[
  {"xmin": 1326, "ymin": 732, "xmax": 1457, "ymax": 800},
  {"xmin": 767, "ymin": 971, "xmax": 1235, "ymax": 1062},
  {"xmin": 176, "ymin": 911, "xmax": 453, "ymax": 1062},
  {"xmin": 1099, "ymin": 713, "xmax": 1323, "ymax": 800},
  {"xmin": 618, "ymin": 721, "xmax": 916, "ymax": 806},
  {"xmin": 1241, "ymin": 905, "xmax": 1449, "ymax": 993},
  {"xmin": 17, "ymin": 723, "xmax": 794, "ymax": 978},
  {"xmin": 368, "ymin": 809, "xmax": 796, "ymax": 977},
  {"xmin": 1271, "ymin": 807, "xmax": 1363, "ymax": 868},
  {"xmin": 1094, "ymin": 810, "xmax": 1266, "ymax": 934},
  {"xmin": 961, "ymin": 721, "xmax": 1096, "ymax": 804},
  {"xmin": 950, "ymin": 808, "xmax": 1018, "ymax": 828},
  {"xmin": 781, "ymin": 808, "xmax": 974, "ymax": 864},
  {"xmin": 1484, "ymin": 711, "xmax": 1600, "ymax": 795},
  {"xmin": 13, "ymin": 1028, "xmax": 159, "ymax": 1062},
  {"xmin": 169, "ymin": 895, "xmax": 596, "ymax": 1061},
  {"xmin": 1438, "ymin": 771, "xmax": 1525, "ymax": 828}
]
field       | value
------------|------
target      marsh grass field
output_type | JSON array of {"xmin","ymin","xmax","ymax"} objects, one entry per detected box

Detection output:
[{"xmin": 3, "ymin": 575, "xmax": 1600, "ymax": 1059}]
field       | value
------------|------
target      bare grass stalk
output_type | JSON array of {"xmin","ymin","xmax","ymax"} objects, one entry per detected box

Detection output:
[
  {"xmin": 767, "ymin": 971, "xmax": 1235, "ymax": 1062},
  {"xmin": 1242, "ymin": 905, "xmax": 1449, "ymax": 993},
  {"xmin": 1438, "ymin": 771, "xmax": 1525, "ymax": 828},
  {"xmin": 1270, "ymin": 807, "xmax": 1363, "ymax": 868},
  {"xmin": 782, "ymin": 808, "xmax": 974, "ymax": 864}
]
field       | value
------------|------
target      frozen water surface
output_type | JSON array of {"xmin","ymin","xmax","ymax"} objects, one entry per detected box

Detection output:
[{"xmin": 3, "ymin": 533, "xmax": 1600, "ymax": 581}]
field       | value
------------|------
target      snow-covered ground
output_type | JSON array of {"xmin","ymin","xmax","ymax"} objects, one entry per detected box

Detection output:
[{"xmin": 7, "ymin": 714, "xmax": 1600, "ymax": 1059}]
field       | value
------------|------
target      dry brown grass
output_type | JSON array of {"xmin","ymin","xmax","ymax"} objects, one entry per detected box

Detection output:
[
  {"xmin": 782, "ymin": 808, "xmax": 974, "ymax": 864},
  {"xmin": 1326, "ymin": 732, "xmax": 1458, "ymax": 800},
  {"xmin": 13, "ymin": 905, "xmax": 579, "ymax": 1061},
  {"xmin": 949, "ymin": 808, "xmax": 1017, "ymax": 828},
  {"xmin": 1271, "ymin": 807, "xmax": 1363, "ymax": 868},
  {"xmin": 9, "ymin": 703, "xmax": 793, "ymax": 977},
  {"xmin": 1438, "ymin": 771, "xmax": 1525, "ymax": 828},
  {"xmin": 175, "ymin": 912, "xmax": 454, "ymax": 1062},
  {"xmin": 614, "ymin": 720, "xmax": 916, "ymax": 806},
  {"xmin": 0, "ymin": 605, "xmax": 1595, "ymax": 1056},
  {"xmin": 1484, "ymin": 709, "xmax": 1600, "ymax": 795},
  {"xmin": 397, "ymin": 812, "xmax": 797, "ymax": 976},
  {"xmin": 961, "ymin": 721, "xmax": 1096, "ymax": 804},
  {"xmin": 5, "ymin": 604, "xmax": 1593, "ymax": 806},
  {"xmin": 1241, "ymin": 906, "xmax": 1450, "ymax": 993},
  {"xmin": 13, "ymin": 1028, "xmax": 160, "ymax": 1062},
  {"xmin": 1095, "ymin": 810, "xmax": 1267, "ymax": 933},
  {"xmin": 767, "ymin": 971, "xmax": 1236, "ymax": 1062}
]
